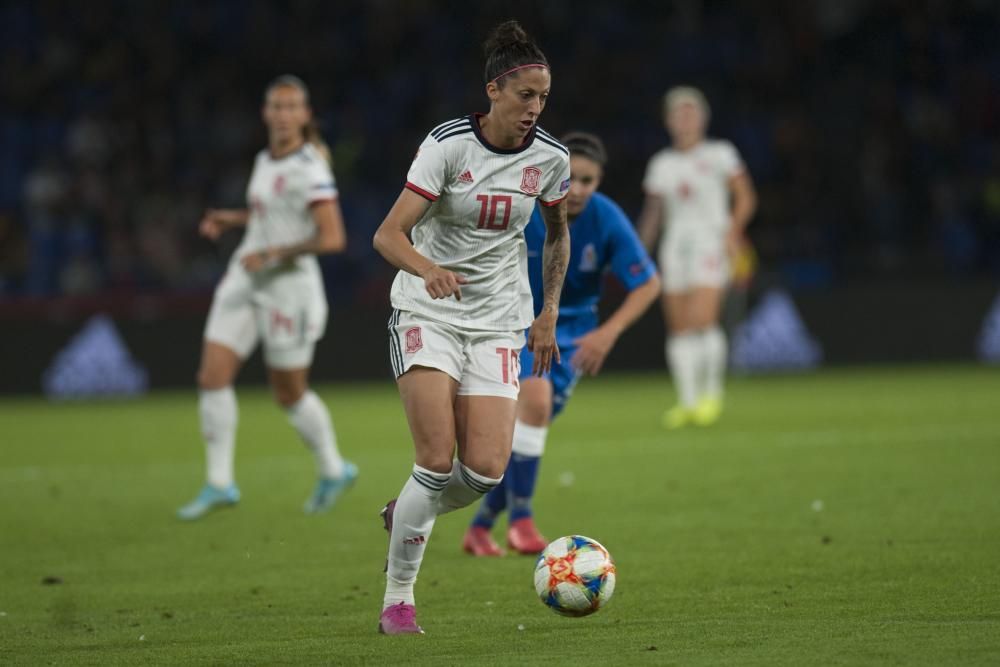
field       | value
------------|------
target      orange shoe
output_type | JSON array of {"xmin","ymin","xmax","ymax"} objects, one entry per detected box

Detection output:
[
  {"xmin": 462, "ymin": 526, "xmax": 505, "ymax": 557},
  {"xmin": 506, "ymin": 517, "xmax": 547, "ymax": 555}
]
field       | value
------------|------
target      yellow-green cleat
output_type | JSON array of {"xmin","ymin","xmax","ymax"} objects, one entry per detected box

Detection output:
[
  {"xmin": 662, "ymin": 404, "xmax": 694, "ymax": 430},
  {"xmin": 692, "ymin": 397, "xmax": 723, "ymax": 426}
]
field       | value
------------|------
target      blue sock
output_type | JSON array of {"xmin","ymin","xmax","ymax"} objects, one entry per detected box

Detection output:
[
  {"xmin": 471, "ymin": 473, "xmax": 508, "ymax": 529},
  {"xmin": 508, "ymin": 453, "xmax": 541, "ymax": 522}
]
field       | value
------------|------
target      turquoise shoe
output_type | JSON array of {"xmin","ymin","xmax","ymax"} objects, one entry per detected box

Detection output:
[
  {"xmin": 177, "ymin": 484, "xmax": 240, "ymax": 521},
  {"xmin": 304, "ymin": 462, "xmax": 358, "ymax": 514}
]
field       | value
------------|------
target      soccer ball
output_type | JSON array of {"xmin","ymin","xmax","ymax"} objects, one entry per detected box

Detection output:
[{"xmin": 533, "ymin": 535, "xmax": 616, "ymax": 617}]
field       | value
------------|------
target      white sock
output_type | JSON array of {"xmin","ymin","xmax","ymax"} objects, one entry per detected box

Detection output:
[
  {"xmin": 383, "ymin": 464, "xmax": 451, "ymax": 610},
  {"xmin": 511, "ymin": 420, "xmax": 548, "ymax": 457},
  {"xmin": 667, "ymin": 333, "xmax": 700, "ymax": 409},
  {"xmin": 436, "ymin": 460, "xmax": 503, "ymax": 516},
  {"xmin": 701, "ymin": 326, "xmax": 727, "ymax": 400},
  {"xmin": 200, "ymin": 387, "xmax": 237, "ymax": 489},
  {"xmin": 287, "ymin": 390, "xmax": 344, "ymax": 479}
]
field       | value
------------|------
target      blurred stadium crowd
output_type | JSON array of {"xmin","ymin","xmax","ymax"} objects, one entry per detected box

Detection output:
[{"xmin": 2, "ymin": 0, "xmax": 999, "ymax": 301}]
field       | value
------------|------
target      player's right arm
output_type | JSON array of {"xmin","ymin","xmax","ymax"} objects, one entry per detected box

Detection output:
[
  {"xmin": 637, "ymin": 155, "xmax": 666, "ymax": 252},
  {"xmin": 199, "ymin": 208, "xmax": 249, "ymax": 241},
  {"xmin": 372, "ymin": 189, "xmax": 467, "ymax": 301}
]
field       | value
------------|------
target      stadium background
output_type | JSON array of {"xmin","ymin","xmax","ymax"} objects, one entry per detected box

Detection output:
[{"xmin": 2, "ymin": 0, "xmax": 999, "ymax": 394}]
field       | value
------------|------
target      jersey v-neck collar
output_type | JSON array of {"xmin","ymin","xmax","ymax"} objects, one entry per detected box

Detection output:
[{"xmin": 470, "ymin": 113, "xmax": 536, "ymax": 155}]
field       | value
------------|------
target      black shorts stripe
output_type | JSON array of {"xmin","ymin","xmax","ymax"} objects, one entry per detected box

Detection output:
[
  {"xmin": 436, "ymin": 127, "xmax": 474, "ymax": 143},
  {"xmin": 460, "ymin": 466, "xmax": 495, "ymax": 494},
  {"xmin": 431, "ymin": 118, "xmax": 470, "ymax": 139},
  {"xmin": 387, "ymin": 309, "xmax": 403, "ymax": 378},
  {"xmin": 535, "ymin": 133, "xmax": 569, "ymax": 155}
]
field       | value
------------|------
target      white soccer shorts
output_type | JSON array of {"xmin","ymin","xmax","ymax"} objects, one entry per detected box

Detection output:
[
  {"xmin": 660, "ymin": 233, "xmax": 730, "ymax": 293},
  {"xmin": 387, "ymin": 309, "xmax": 525, "ymax": 400},
  {"xmin": 204, "ymin": 262, "xmax": 328, "ymax": 370}
]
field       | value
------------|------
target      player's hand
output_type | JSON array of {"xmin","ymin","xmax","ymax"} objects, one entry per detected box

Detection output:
[
  {"xmin": 725, "ymin": 226, "xmax": 746, "ymax": 264},
  {"xmin": 727, "ymin": 227, "xmax": 756, "ymax": 289},
  {"xmin": 571, "ymin": 325, "xmax": 619, "ymax": 376},
  {"xmin": 527, "ymin": 307, "xmax": 560, "ymax": 376},
  {"xmin": 240, "ymin": 248, "xmax": 278, "ymax": 273},
  {"xmin": 420, "ymin": 265, "xmax": 467, "ymax": 300},
  {"xmin": 199, "ymin": 209, "xmax": 227, "ymax": 241}
]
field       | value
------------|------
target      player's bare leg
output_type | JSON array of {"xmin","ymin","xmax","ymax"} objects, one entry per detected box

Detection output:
[
  {"xmin": 270, "ymin": 366, "xmax": 357, "ymax": 513},
  {"xmin": 440, "ymin": 394, "xmax": 512, "ymax": 514},
  {"xmin": 178, "ymin": 341, "xmax": 243, "ymax": 520},
  {"xmin": 464, "ymin": 388, "xmax": 533, "ymax": 556},
  {"xmin": 380, "ymin": 367, "xmax": 459, "ymax": 634}
]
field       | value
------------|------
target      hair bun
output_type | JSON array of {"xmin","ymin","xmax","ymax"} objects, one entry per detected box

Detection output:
[{"xmin": 484, "ymin": 19, "xmax": 529, "ymax": 54}]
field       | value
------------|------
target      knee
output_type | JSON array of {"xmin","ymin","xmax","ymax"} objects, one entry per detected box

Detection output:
[
  {"xmin": 417, "ymin": 453, "xmax": 455, "ymax": 475},
  {"xmin": 462, "ymin": 457, "xmax": 506, "ymax": 481},
  {"xmin": 272, "ymin": 383, "xmax": 305, "ymax": 409},
  {"xmin": 197, "ymin": 365, "xmax": 228, "ymax": 391},
  {"xmin": 518, "ymin": 398, "xmax": 550, "ymax": 427}
]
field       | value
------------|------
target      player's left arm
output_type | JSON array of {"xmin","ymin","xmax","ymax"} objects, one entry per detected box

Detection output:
[
  {"xmin": 528, "ymin": 198, "xmax": 570, "ymax": 376},
  {"xmin": 241, "ymin": 199, "xmax": 347, "ymax": 272}
]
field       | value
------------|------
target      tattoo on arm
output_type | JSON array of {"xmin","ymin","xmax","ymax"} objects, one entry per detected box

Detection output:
[{"xmin": 540, "ymin": 201, "xmax": 570, "ymax": 312}]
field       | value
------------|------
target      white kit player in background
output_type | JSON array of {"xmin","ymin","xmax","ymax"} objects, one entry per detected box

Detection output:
[
  {"xmin": 371, "ymin": 21, "xmax": 570, "ymax": 635},
  {"xmin": 177, "ymin": 75, "xmax": 358, "ymax": 520},
  {"xmin": 638, "ymin": 86, "xmax": 758, "ymax": 429}
]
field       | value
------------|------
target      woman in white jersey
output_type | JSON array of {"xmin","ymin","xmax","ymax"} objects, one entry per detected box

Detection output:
[
  {"xmin": 371, "ymin": 21, "xmax": 571, "ymax": 634},
  {"xmin": 638, "ymin": 87, "xmax": 757, "ymax": 429},
  {"xmin": 177, "ymin": 76, "xmax": 357, "ymax": 520}
]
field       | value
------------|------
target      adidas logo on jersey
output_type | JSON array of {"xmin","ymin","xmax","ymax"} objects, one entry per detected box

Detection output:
[{"xmin": 457, "ymin": 170, "xmax": 474, "ymax": 184}]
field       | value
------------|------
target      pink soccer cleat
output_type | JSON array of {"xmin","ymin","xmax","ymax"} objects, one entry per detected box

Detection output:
[
  {"xmin": 507, "ymin": 517, "xmax": 547, "ymax": 555},
  {"xmin": 462, "ymin": 526, "xmax": 505, "ymax": 557},
  {"xmin": 378, "ymin": 602, "xmax": 424, "ymax": 635}
]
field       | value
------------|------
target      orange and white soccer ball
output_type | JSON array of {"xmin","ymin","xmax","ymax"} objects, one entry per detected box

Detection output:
[{"xmin": 533, "ymin": 535, "xmax": 616, "ymax": 617}]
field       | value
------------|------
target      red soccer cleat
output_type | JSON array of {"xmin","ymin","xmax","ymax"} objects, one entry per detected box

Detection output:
[
  {"xmin": 462, "ymin": 526, "xmax": 505, "ymax": 557},
  {"xmin": 506, "ymin": 517, "xmax": 547, "ymax": 555}
]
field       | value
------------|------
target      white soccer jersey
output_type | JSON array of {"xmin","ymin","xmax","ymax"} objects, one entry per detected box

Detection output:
[
  {"xmin": 642, "ymin": 139, "xmax": 744, "ymax": 240},
  {"xmin": 236, "ymin": 142, "xmax": 337, "ymax": 262},
  {"xmin": 390, "ymin": 115, "xmax": 571, "ymax": 331}
]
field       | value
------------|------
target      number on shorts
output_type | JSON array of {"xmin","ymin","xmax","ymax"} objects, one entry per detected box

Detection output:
[
  {"xmin": 496, "ymin": 348, "xmax": 520, "ymax": 388},
  {"xmin": 476, "ymin": 194, "xmax": 513, "ymax": 231}
]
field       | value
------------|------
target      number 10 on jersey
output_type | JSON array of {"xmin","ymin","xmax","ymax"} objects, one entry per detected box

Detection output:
[{"xmin": 476, "ymin": 194, "xmax": 513, "ymax": 231}]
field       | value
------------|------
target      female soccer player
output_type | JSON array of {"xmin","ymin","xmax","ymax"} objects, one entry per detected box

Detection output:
[
  {"xmin": 638, "ymin": 87, "xmax": 757, "ymax": 429},
  {"xmin": 372, "ymin": 21, "xmax": 570, "ymax": 634},
  {"xmin": 177, "ymin": 75, "xmax": 357, "ymax": 520},
  {"xmin": 463, "ymin": 132, "xmax": 660, "ymax": 556}
]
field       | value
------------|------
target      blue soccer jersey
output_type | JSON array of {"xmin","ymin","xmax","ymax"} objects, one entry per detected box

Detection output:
[{"xmin": 520, "ymin": 191, "xmax": 657, "ymax": 416}]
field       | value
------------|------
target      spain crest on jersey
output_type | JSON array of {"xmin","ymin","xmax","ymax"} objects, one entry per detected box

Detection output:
[{"xmin": 520, "ymin": 166, "xmax": 542, "ymax": 195}]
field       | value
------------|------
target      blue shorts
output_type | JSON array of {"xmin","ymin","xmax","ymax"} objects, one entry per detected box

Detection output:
[
  {"xmin": 518, "ymin": 344, "xmax": 581, "ymax": 419},
  {"xmin": 519, "ymin": 316, "xmax": 594, "ymax": 419}
]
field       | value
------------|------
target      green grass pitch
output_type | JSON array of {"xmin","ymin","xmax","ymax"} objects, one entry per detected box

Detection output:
[{"xmin": 1, "ymin": 366, "xmax": 998, "ymax": 665}]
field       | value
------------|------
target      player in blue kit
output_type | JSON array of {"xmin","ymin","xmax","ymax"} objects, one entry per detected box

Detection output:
[{"xmin": 462, "ymin": 132, "xmax": 661, "ymax": 556}]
